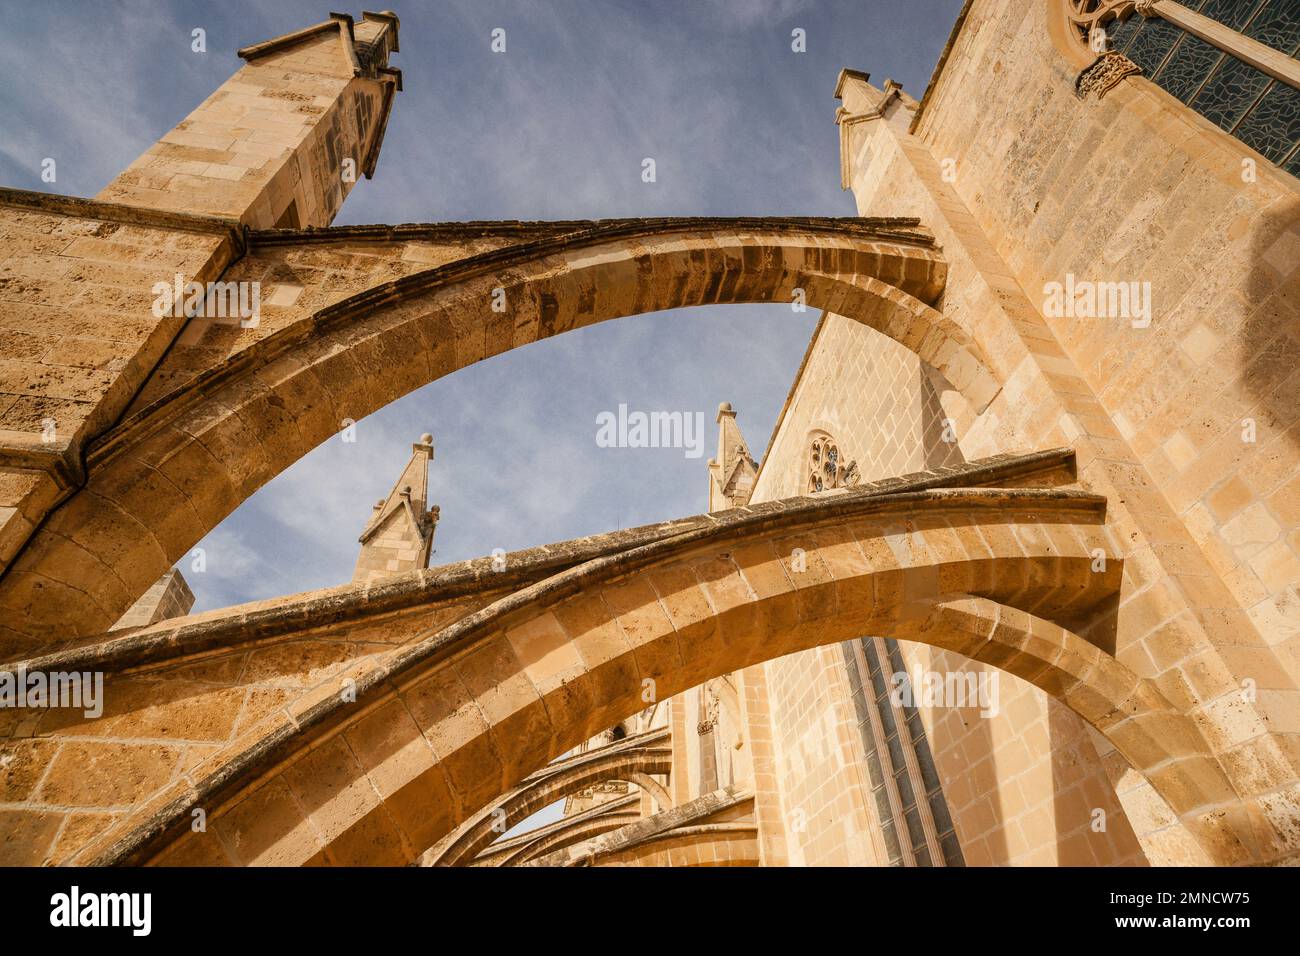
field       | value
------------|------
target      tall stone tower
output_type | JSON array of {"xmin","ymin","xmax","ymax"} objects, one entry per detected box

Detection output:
[
  {"xmin": 0, "ymin": 10, "xmax": 406, "ymax": 648},
  {"xmin": 99, "ymin": 10, "xmax": 402, "ymax": 228}
]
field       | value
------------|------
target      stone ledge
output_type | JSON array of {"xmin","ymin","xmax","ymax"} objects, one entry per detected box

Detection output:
[
  {"xmin": 246, "ymin": 214, "xmax": 935, "ymax": 248},
  {"xmin": 5, "ymin": 448, "xmax": 1079, "ymax": 675},
  {"xmin": 0, "ymin": 186, "xmax": 245, "ymax": 246}
]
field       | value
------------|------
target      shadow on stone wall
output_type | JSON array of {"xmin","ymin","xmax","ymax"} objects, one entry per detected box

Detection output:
[
  {"xmin": 1050, "ymin": 699, "xmax": 1148, "ymax": 867},
  {"xmin": 921, "ymin": 365, "xmax": 966, "ymax": 471},
  {"xmin": 1244, "ymin": 194, "xmax": 1300, "ymax": 458}
]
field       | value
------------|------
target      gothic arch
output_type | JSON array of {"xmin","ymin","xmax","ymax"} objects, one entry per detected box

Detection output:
[
  {"xmin": 424, "ymin": 726, "xmax": 672, "ymax": 867},
  {"xmin": 0, "ymin": 218, "xmax": 1008, "ymax": 655},
  {"xmin": 625, "ymin": 771, "xmax": 674, "ymax": 813},
  {"xmin": 67, "ymin": 485, "xmax": 1259, "ymax": 868},
  {"xmin": 538, "ymin": 823, "xmax": 761, "ymax": 868},
  {"xmin": 488, "ymin": 801, "xmax": 642, "ymax": 867}
]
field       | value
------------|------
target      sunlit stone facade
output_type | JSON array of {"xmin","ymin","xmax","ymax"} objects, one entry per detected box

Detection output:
[{"xmin": 1, "ymin": 3, "xmax": 1297, "ymax": 867}]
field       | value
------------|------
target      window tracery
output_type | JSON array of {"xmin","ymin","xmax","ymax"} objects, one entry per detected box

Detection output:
[{"xmin": 806, "ymin": 432, "xmax": 858, "ymax": 493}]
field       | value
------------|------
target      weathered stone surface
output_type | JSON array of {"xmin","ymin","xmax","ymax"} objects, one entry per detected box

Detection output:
[{"xmin": 1, "ymin": 2, "xmax": 1296, "ymax": 870}]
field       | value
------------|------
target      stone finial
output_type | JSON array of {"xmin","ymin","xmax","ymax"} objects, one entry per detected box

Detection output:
[
  {"xmin": 352, "ymin": 435, "xmax": 439, "ymax": 584},
  {"xmin": 833, "ymin": 68, "xmax": 871, "ymax": 101},
  {"xmin": 709, "ymin": 402, "xmax": 759, "ymax": 511}
]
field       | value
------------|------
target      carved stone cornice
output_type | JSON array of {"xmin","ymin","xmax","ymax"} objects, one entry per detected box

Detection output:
[{"xmin": 0, "ymin": 187, "xmax": 245, "ymax": 245}]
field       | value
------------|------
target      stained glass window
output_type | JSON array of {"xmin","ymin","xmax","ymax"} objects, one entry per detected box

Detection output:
[{"xmin": 1104, "ymin": 1, "xmax": 1300, "ymax": 174}]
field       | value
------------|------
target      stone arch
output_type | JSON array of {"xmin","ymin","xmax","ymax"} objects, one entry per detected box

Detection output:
[
  {"xmin": 424, "ymin": 726, "xmax": 672, "ymax": 867},
  {"xmin": 70, "ymin": 486, "xmax": 1258, "ymax": 868},
  {"xmin": 488, "ymin": 800, "xmax": 643, "ymax": 867},
  {"xmin": 517, "ymin": 787, "xmax": 763, "ymax": 868},
  {"xmin": 626, "ymin": 771, "xmax": 673, "ymax": 812},
  {"xmin": 542, "ymin": 823, "xmax": 761, "ymax": 868},
  {"xmin": 479, "ymin": 774, "xmax": 674, "ymax": 868},
  {"xmin": 0, "ymin": 218, "xmax": 1004, "ymax": 654}
]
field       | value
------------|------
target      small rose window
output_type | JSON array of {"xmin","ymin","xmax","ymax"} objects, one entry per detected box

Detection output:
[{"xmin": 808, "ymin": 434, "xmax": 844, "ymax": 493}]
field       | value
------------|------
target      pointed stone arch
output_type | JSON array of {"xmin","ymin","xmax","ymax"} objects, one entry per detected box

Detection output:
[
  {"xmin": 65, "ymin": 483, "xmax": 1262, "ymax": 868},
  {"xmin": 524, "ymin": 786, "xmax": 760, "ymax": 868},
  {"xmin": 0, "ymin": 218, "xmax": 1005, "ymax": 654},
  {"xmin": 424, "ymin": 726, "xmax": 672, "ymax": 867},
  {"xmin": 482, "ymin": 797, "xmax": 643, "ymax": 867},
  {"xmin": 626, "ymin": 772, "xmax": 674, "ymax": 813}
]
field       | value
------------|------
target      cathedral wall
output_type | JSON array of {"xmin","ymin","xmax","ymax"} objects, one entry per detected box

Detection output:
[
  {"xmin": 0, "ymin": 200, "xmax": 233, "ymax": 592},
  {"xmin": 761, "ymin": 643, "xmax": 879, "ymax": 866},
  {"xmin": 749, "ymin": 311, "xmax": 1147, "ymax": 864},
  {"xmin": 851, "ymin": 0, "xmax": 1300, "ymax": 862},
  {"xmin": 670, "ymin": 683, "xmax": 749, "ymax": 802},
  {"xmin": 0, "ymin": 204, "xmax": 229, "ymax": 447},
  {"xmin": 914, "ymin": 0, "xmax": 1300, "ymax": 686},
  {"xmin": 751, "ymin": 313, "xmax": 939, "ymax": 866}
]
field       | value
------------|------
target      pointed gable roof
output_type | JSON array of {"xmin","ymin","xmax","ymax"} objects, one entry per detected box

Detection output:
[{"xmin": 359, "ymin": 433, "xmax": 434, "ymax": 544}]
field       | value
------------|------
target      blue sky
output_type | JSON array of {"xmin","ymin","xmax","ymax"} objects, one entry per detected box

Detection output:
[{"xmin": 0, "ymin": 0, "xmax": 965, "ymax": 611}]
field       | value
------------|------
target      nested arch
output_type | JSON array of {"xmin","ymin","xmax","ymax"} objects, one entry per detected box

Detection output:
[
  {"xmin": 424, "ymin": 727, "xmax": 672, "ymax": 867},
  {"xmin": 67, "ymin": 487, "xmax": 1252, "ymax": 869},
  {"xmin": 625, "ymin": 772, "xmax": 673, "ymax": 812},
  {"xmin": 0, "ymin": 219, "xmax": 1004, "ymax": 654},
  {"xmin": 538, "ymin": 823, "xmax": 761, "ymax": 868},
  {"xmin": 489, "ymin": 802, "xmax": 642, "ymax": 867}
]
